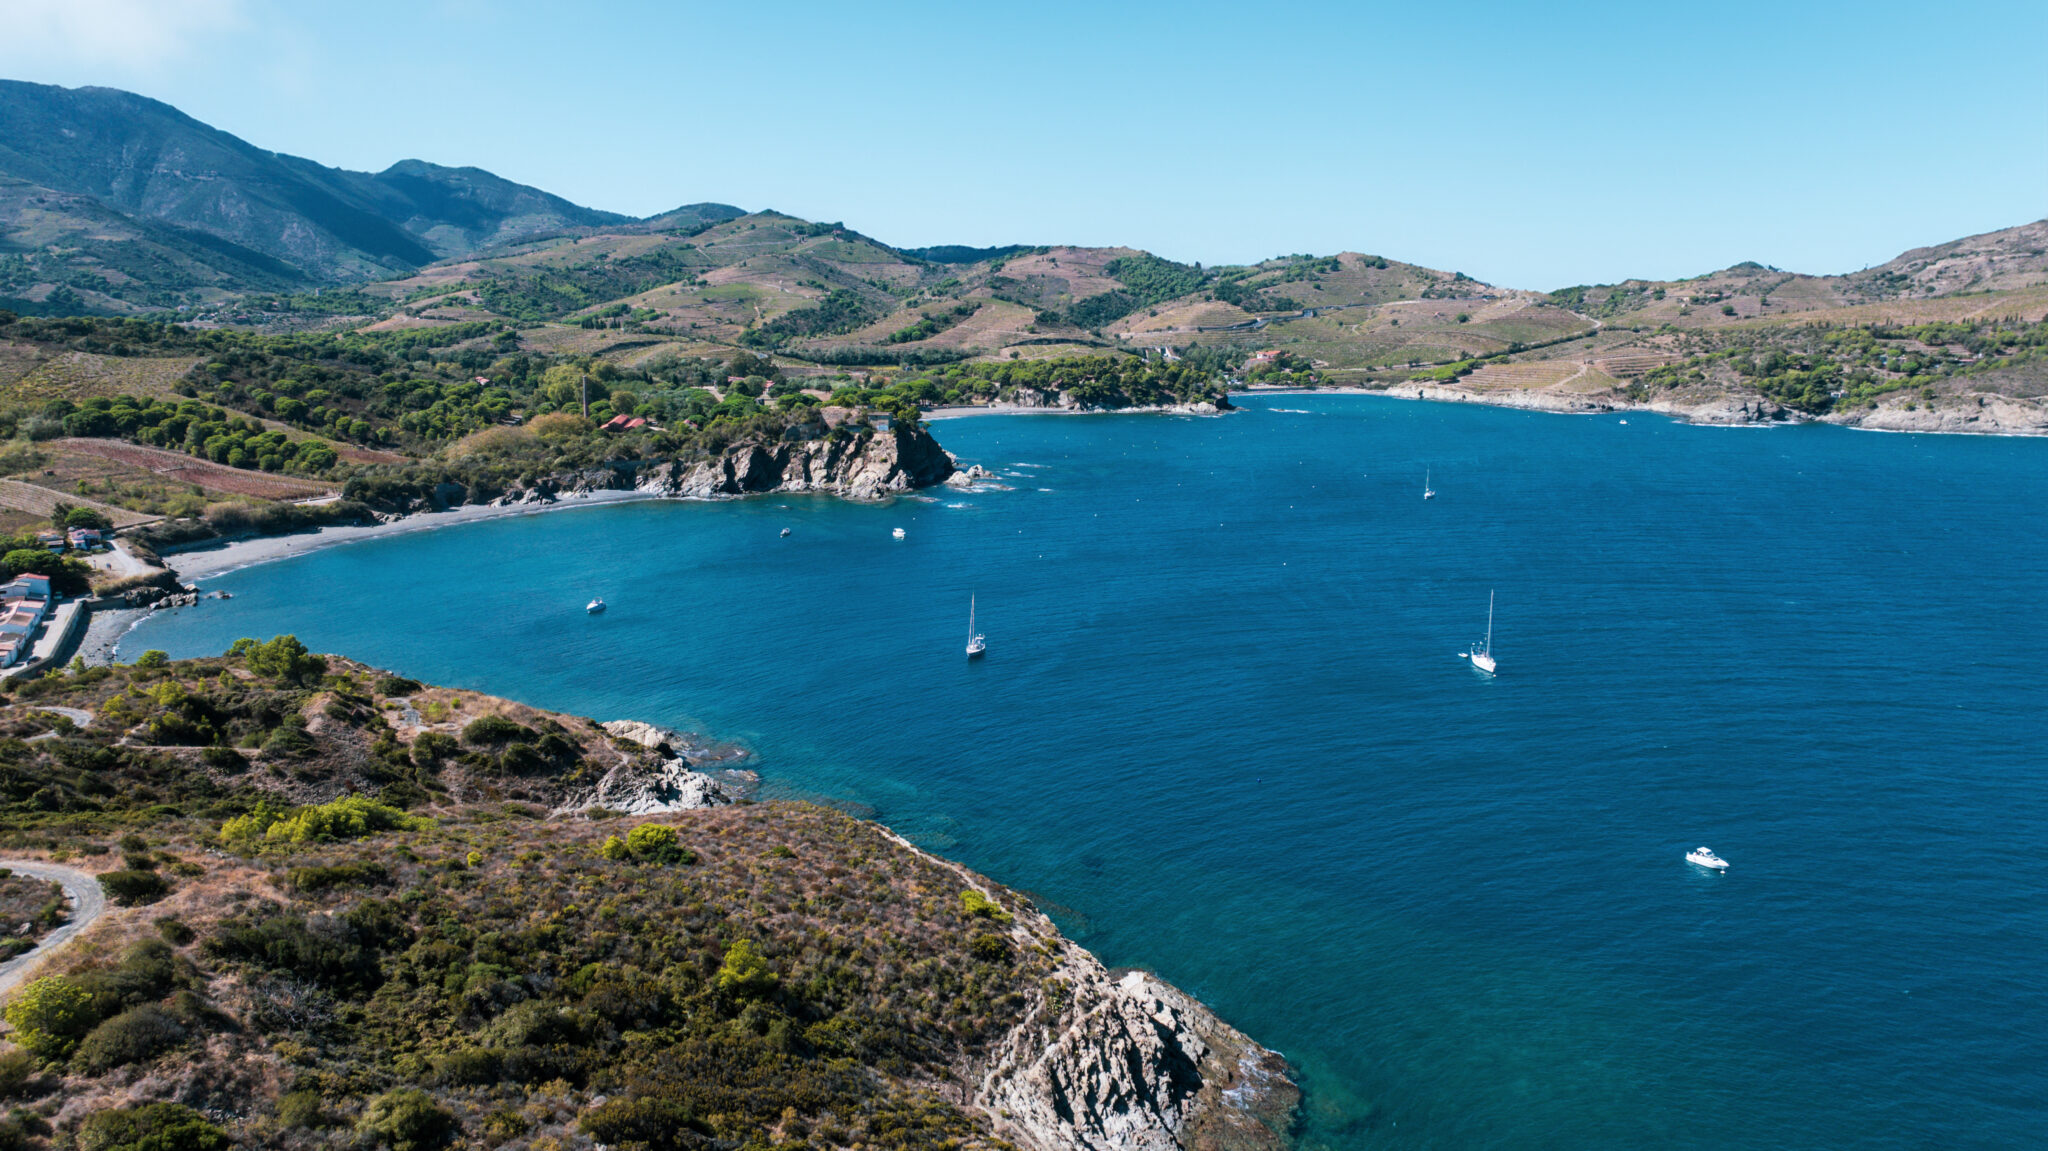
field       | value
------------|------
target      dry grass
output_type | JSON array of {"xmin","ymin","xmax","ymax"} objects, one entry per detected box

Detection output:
[
  {"xmin": 0, "ymin": 478, "xmax": 157, "ymax": 526},
  {"xmin": 54, "ymin": 439, "xmax": 334, "ymax": 501},
  {"xmin": 0, "ymin": 350, "xmax": 201, "ymax": 402}
]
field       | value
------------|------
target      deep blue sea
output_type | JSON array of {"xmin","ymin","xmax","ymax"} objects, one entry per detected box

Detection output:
[{"xmin": 128, "ymin": 395, "xmax": 2047, "ymax": 1149}]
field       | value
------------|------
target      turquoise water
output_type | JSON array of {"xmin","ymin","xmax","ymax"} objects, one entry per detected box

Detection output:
[{"xmin": 130, "ymin": 396, "xmax": 2047, "ymax": 1149}]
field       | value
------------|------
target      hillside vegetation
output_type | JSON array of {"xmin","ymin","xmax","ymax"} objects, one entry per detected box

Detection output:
[
  {"xmin": 0, "ymin": 647, "xmax": 1292, "ymax": 1151},
  {"xmin": 6, "ymin": 80, "xmax": 2047, "ymax": 442}
]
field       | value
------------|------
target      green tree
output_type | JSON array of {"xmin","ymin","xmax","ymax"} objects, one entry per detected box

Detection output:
[
  {"xmin": 133, "ymin": 650, "xmax": 171, "ymax": 669},
  {"xmin": 2, "ymin": 976, "xmax": 100, "ymax": 1061},
  {"xmin": 228, "ymin": 634, "xmax": 326, "ymax": 685},
  {"xmin": 715, "ymin": 939, "xmax": 778, "ymax": 998},
  {"xmin": 625, "ymin": 823, "xmax": 691, "ymax": 864}
]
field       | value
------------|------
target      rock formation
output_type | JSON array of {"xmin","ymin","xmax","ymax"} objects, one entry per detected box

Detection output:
[
  {"xmin": 553, "ymin": 719, "xmax": 735, "ymax": 814},
  {"xmin": 495, "ymin": 423, "xmax": 956, "ymax": 508},
  {"xmin": 878, "ymin": 830, "xmax": 1299, "ymax": 1150}
]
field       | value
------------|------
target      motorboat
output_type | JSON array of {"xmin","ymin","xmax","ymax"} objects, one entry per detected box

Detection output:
[
  {"xmin": 892, "ymin": 527, "xmax": 907, "ymax": 540},
  {"xmin": 586, "ymin": 598, "xmax": 606, "ymax": 614},
  {"xmin": 780, "ymin": 528, "xmax": 791, "ymax": 538},
  {"xmin": 1686, "ymin": 846, "xmax": 1728, "ymax": 870}
]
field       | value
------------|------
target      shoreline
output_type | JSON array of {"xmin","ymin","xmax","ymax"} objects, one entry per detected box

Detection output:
[
  {"xmin": 1231, "ymin": 385, "xmax": 2048, "ymax": 438},
  {"xmin": 161, "ymin": 488, "xmax": 666, "ymax": 582},
  {"xmin": 923, "ymin": 401, "xmax": 1228, "ymax": 420}
]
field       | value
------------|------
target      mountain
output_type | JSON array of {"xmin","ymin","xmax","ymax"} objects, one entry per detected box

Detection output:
[{"xmin": 0, "ymin": 80, "xmax": 686, "ymax": 306}]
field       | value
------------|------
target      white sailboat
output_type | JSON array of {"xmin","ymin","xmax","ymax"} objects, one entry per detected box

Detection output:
[
  {"xmin": 966, "ymin": 595, "xmax": 987, "ymax": 659},
  {"xmin": 1423, "ymin": 469, "xmax": 1435, "ymax": 501},
  {"xmin": 1458, "ymin": 590, "xmax": 1496, "ymax": 675}
]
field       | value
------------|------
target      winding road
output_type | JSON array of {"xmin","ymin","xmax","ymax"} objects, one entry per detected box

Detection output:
[{"xmin": 0, "ymin": 861, "xmax": 105, "ymax": 997}]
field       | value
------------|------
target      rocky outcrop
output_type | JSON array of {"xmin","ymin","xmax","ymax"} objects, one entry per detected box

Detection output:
[
  {"xmin": 876, "ymin": 830, "xmax": 1298, "ymax": 1150},
  {"xmin": 977, "ymin": 963, "xmax": 1298, "ymax": 1151},
  {"xmin": 494, "ymin": 423, "xmax": 956, "ymax": 506},
  {"xmin": 553, "ymin": 719, "xmax": 737, "ymax": 815},
  {"xmin": 641, "ymin": 422, "xmax": 956, "ymax": 500}
]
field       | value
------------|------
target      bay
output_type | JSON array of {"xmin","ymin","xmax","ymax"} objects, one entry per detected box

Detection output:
[{"xmin": 128, "ymin": 394, "xmax": 2048, "ymax": 1149}]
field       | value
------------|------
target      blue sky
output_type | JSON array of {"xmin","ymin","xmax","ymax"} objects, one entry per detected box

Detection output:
[{"xmin": 2, "ymin": 0, "xmax": 2042, "ymax": 288}]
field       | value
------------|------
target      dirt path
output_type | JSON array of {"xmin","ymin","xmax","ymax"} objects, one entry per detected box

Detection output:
[{"xmin": 0, "ymin": 861, "xmax": 105, "ymax": 998}]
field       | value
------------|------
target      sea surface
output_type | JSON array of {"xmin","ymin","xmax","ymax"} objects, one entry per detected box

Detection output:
[{"xmin": 129, "ymin": 395, "xmax": 2047, "ymax": 1149}]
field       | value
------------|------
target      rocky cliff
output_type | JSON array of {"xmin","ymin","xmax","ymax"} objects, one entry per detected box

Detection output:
[
  {"xmin": 497, "ymin": 422, "xmax": 956, "ymax": 507},
  {"xmin": 883, "ymin": 830, "xmax": 1299, "ymax": 1150}
]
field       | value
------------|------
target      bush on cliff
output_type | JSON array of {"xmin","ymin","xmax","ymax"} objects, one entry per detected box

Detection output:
[{"xmin": 76, "ymin": 1104, "xmax": 229, "ymax": 1151}]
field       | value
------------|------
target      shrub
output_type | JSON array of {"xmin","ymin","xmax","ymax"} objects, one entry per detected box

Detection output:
[
  {"xmin": 218, "ymin": 798, "xmax": 293, "ymax": 847},
  {"xmin": 72, "ymin": 1004, "xmax": 187, "ymax": 1073},
  {"xmin": 376, "ymin": 675, "xmax": 422, "ymax": 696},
  {"xmin": 199, "ymin": 745, "xmax": 248, "ymax": 773},
  {"xmin": 462, "ymin": 715, "xmax": 530, "ymax": 746},
  {"xmin": 0, "ymin": 1050, "xmax": 42, "ymax": 1099},
  {"xmin": 99, "ymin": 869, "xmax": 170, "ymax": 907},
  {"xmin": 960, "ymin": 890, "xmax": 1012, "ymax": 923},
  {"xmin": 261, "ymin": 724, "xmax": 316, "ymax": 758},
  {"xmin": 624, "ymin": 823, "xmax": 684, "ymax": 863},
  {"xmin": 286, "ymin": 862, "xmax": 390, "ymax": 892},
  {"xmin": 580, "ymin": 1097, "xmax": 711, "ymax": 1150},
  {"xmin": 76, "ymin": 1104, "xmax": 230, "ymax": 1151},
  {"xmin": 357, "ymin": 1088, "xmax": 457, "ymax": 1151},
  {"xmin": 133, "ymin": 650, "xmax": 170, "ymax": 669},
  {"xmin": 970, "ymin": 933, "xmax": 1010, "ymax": 962},
  {"xmin": 155, "ymin": 917, "xmax": 196, "ymax": 946},
  {"xmin": 715, "ymin": 939, "xmax": 777, "ymax": 998},
  {"xmin": 276, "ymin": 1090, "xmax": 328, "ymax": 1128},
  {"xmin": 599, "ymin": 835, "xmax": 630, "ymax": 861},
  {"xmin": 264, "ymin": 796, "xmax": 430, "ymax": 843}
]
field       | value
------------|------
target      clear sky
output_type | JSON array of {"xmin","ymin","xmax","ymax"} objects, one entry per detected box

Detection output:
[{"xmin": 2, "ymin": 0, "xmax": 2042, "ymax": 289}]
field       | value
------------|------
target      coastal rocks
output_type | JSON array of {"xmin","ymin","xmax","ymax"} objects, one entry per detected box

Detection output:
[
  {"xmin": 122, "ymin": 584, "xmax": 203, "ymax": 610},
  {"xmin": 975, "ymin": 960, "xmax": 1297, "ymax": 1151},
  {"xmin": 1832, "ymin": 395, "xmax": 2048, "ymax": 435},
  {"xmin": 945, "ymin": 464, "xmax": 996, "ymax": 489},
  {"xmin": 872, "ymin": 828, "xmax": 1298, "ymax": 1150},
  {"xmin": 636, "ymin": 423, "xmax": 956, "ymax": 501},
  {"xmin": 491, "ymin": 425, "xmax": 957, "ymax": 506},
  {"xmin": 554, "ymin": 719, "xmax": 739, "ymax": 814},
  {"xmin": 560, "ymin": 750, "xmax": 732, "ymax": 815},
  {"xmin": 1662, "ymin": 395, "xmax": 1798, "ymax": 425}
]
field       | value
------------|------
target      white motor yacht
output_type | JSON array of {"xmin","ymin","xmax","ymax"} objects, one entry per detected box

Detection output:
[
  {"xmin": 893, "ymin": 527, "xmax": 907, "ymax": 539},
  {"xmin": 586, "ymin": 598, "xmax": 606, "ymax": 614},
  {"xmin": 1686, "ymin": 846, "xmax": 1728, "ymax": 870}
]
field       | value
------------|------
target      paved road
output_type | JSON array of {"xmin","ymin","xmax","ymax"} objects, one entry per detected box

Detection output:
[{"xmin": 0, "ymin": 861, "xmax": 106, "ymax": 997}]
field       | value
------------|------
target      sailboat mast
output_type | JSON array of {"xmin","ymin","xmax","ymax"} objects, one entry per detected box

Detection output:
[
  {"xmin": 969, "ymin": 595, "xmax": 976, "ymax": 641},
  {"xmin": 1485, "ymin": 590, "xmax": 1494, "ymax": 653}
]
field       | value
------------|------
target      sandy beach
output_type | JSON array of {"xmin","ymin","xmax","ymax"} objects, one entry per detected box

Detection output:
[{"xmin": 161, "ymin": 489, "xmax": 665, "ymax": 581}]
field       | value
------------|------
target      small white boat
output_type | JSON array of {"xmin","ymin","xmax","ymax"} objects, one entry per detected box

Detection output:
[
  {"xmin": 1686, "ymin": 846, "xmax": 1728, "ymax": 870},
  {"xmin": 1423, "ymin": 469, "xmax": 1435, "ymax": 501},
  {"xmin": 780, "ymin": 528, "xmax": 791, "ymax": 538},
  {"xmin": 586, "ymin": 598, "xmax": 606, "ymax": 614},
  {"xmin": 966, "ymin": 594, "xmax": 986, "ymax": 659},
  {"xmin": 892, "ymin": 527, "xmax": 906, "ymax": 540}
]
